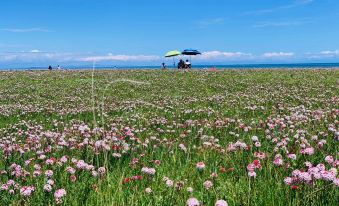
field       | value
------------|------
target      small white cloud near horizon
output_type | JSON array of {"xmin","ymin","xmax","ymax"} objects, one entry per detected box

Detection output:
[
  {"xmin": 320, "ymin": 50, "xmax": 339, "ymax": 56},
  {"xmin": 1, "ymin": 28, "xmax": 52, "ymax": 33},
  {"xmin": 197, "ymin": 51, "xmax": 253, "ymax": 60},
  {"xmin": 78, "ymin": 53, "xmax": 160, "ymax": 62},
  {"xmin": 253, "ymin": 21, "xmax": 302, "ymax": 28},
  {"xmin": 30, "ymin": 49, "xmax": 41, "ymax": 53},
  {"xmin": 263, "ymin": 52, "xmax": 295, "ymax": 58},
  {"xmin": 197, "ymin": 51, "xmax": 295, "ymax": 61},
  {"xmin": 0, "ymin": 51, "xmax": 162, "ymax": 63},
  {"xmin": 308, "ymin": 50, "xmax": 339, "ymax": 59},
  {"xmin": 0, "ymin": 51, "xmax": 79, "ymax": 63}
]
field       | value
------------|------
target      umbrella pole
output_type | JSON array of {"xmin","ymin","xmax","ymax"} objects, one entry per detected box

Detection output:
[{"xmin": 190, "ymin": 55, "xmax": 192, "ymax": 68}]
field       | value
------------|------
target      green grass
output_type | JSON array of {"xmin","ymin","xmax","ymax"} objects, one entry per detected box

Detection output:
[{"xmin": 0, "ymin": 69, "xmax": 338, "ymax": 206}]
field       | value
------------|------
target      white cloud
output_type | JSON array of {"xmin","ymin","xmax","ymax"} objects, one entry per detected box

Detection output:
[
  {"xmin": 243, "ymin": 0, "xmax": 314, "ymax": 15},
  {"xmin": 197, "ymin": 51, "xmax": 295, "ymax": 61},
  {"xmin": 0, "ymin": 51, "xmax": 160, "ymax": 63},
  {"xmin": 297, "ymin": 0, "xmax": 314, "ymax": 5},
  {"xmin": 1, "ymin": 54, "xmax": 17, "ymax": 61},
  {"xmin": 197, "ymin": 51, "xmax": 252, "ymax": 60},
  {"xmin": 253, "ymin": 21, "xmax": 302, "ymax": 28},
  {"xmin": 308, "ymin": 50, "xmax": 339, "ymax": 59},
  {"xmin": 4, "ymin": 49, "xmax": 338, "ymax": 65},
  {"xmin": 30, "ymin": 49, "xmax": 41, "ymax": 53},
  {"xmin": 263, "ymin": 52, "xmax": 294, "ymax": 58},
  {"xmin": 78, "ymin": 54, "xmax": 160, "ymax": 62},
  {"xmin": 319, "ymin": 50, "xmax": 339, "ymax": 56},
  {"xmin": 1, "ymin": 28, "xmax": 51, "ymax": 33},
  {"xmin": 0, "ymin": 51, "xmax": 78, "ymax": 63}
]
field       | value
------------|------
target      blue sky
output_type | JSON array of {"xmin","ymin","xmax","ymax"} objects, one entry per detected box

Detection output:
[{"xmin": 1, "ymin": 0, "xmax": 339, "ymax": 67}]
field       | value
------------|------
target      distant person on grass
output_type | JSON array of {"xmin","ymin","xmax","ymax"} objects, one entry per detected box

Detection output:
[
  {"xmin": 185, "ymin": 60, "xmax": 191, "ymax": 69},
  {"xmin": 178, "ymin": 59, "xmax": 185, "ymax": 69},
  {"xmin": 48, "ymin": 65, "xmax": 52, "ymax": 71}
]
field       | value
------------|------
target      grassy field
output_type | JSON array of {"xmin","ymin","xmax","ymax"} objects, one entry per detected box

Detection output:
[{"xmin": 0, "ymin": 69, "xmax": 338, "ymax": 206}]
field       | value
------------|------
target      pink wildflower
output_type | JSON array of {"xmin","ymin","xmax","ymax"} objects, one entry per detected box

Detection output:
[
  {"xmin": 254, "ymin": 141, "xmax": 261, "ymax": 147},
  {"xmin": 20, "ymin": 186, "xmax": 35, "ymax": 197},
  {"xmin": 248, "ymin": 171, "xmax": 256, "ymax": 178},
  {"xmin": 60, "ymin": 155, "xmax": 68, "ymax": 163},
  {"xmin": 98, "ymin": 167, "xmax": 106, "ymax": 175},
  {"xmin": 141, "ymin": 167, "xmax": 156, "ymax": 175},
  {"xmin": 43, "ymin": 184, "xmax": 52, "ymax": 192},
  {"xmin": 254, "ymin": 152, "xmax": 266, "ymax": 159},
  {"xmin": 145, "ymin": 187, "xmax": 152, "ymax": 193},
  {"xmin": 273, "ymin": 156, "xmax": 283, "ymax": 166},
  {"xmin": 284, "ymin": 177, "xmax": 293, "ymax": 185},
  {"xmin": 333, "ymin": 178, "xmax": 339, "ymax": 186},
  {"xmin": 215, "ymin": 199, "xmax": 228, "ymax": 206},
  {"xmin": 186, "ymin": 197, "xmax": 200, "ymax": 206},
  {"xmin": 54, "ymin": 189, "xmax": 66, "ymax": 198},
  {"xmin": 45, "ymin": 158, "xmax": 55, "ymax": 165},
  {"xmin": 325, "ymin": 155, "xmax": 334, "ymax": 164},
  {"xmin": 187, "ymin": 187, "xmax": 193, "ymax": 193},
  {"xmin": 287, "ymin": 154, "xmax": 297, "ymax": 160},
  {"xmin": 154, "ymin": 160, "xmax": 161, "ymax": 166},
  {"xmin": 247, "ymin": 163, "xmax": 255, "ymax": 172},
  {"xmin": 33, "ymin": 170, "xmax": 41, "ymax": 177},
  {"xmin": 54, "ymin": 188, "xmax": 67, "ymax": 204},
  {"xmin": 210, "ymin": 172, "xmax": 218, "ymax": 178},
  {"xmin": 203, "ymin": 180, "xmax": 213, "ymax": 190},
  {"xmin": 45, "ymin": 170, "xmax": 54, "ymax": 177},
  {"xmin": 196, "ymin": 162, "xmax": 205, "ymax": 171},
  {"xmin": 66, "ymin": 166, "xmax": 76, "ymax": 174},
  {"xmin": 69, "ymin": 174, "xmax": 77, "ymax": 182},
  {"xmin": 92, "ymin": 171, "xmax": 98, "ymax": 177},
  {"xmin": 251, "ymin": 136, "xmax": 259, "ymax": 142},
  {"xmin": 303, "ymin": 147, "xmax": 315, "ymax": 155},
  {"xmin": 166, "ymin": 179, "xmax": 174, "ymax": 187},
  {"xmin": 47, "ymin": 179, "xmax": 55, "ymax": 185}
]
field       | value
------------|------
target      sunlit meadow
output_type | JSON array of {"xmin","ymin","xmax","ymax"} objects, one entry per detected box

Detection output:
[{"xmin": 0, "ymin": 69, "xmax": 338, "ymax": 206}]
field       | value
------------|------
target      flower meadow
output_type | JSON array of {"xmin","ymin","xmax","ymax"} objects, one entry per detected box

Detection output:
[{"xmin": 0, "ymin": 69, "xmax": 338, "ymax": 206}]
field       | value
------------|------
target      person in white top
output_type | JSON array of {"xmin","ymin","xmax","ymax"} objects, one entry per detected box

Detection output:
[
  {"xmin": 57, "ymin": 65, "xmax": 61, "ymax": 70},
  {"xmin": 185, "ymin": 60, "xmax": 191, "ymax": 69}
]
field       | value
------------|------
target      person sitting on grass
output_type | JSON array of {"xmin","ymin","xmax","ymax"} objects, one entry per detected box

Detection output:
[
  {"xmin": 178, "ymin": 59, "xmax": 185, "ymax": 69},
  {"xmin": 185, "ymin": 59, "xmax": 191, "ymax": 69}
]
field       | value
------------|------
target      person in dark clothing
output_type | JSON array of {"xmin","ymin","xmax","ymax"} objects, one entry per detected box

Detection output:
[
  {"xmin": 178, "ymin": 59, "xmax": 185, "ymax": 69},
  {"xmin": 48, "ymin": 65, "xmax": 52, "ymax": 71},
  {"xmin": 162, "ymin": 62, "xmax": 166, "ymax": 69}
]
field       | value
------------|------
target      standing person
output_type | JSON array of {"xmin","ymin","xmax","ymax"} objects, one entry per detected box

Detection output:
[
  {"xmin": 57, "ymin": 65, "xmax": 61, "ymax": 70},
  {"xmin": 48, "ymin": 65, "xmax": 52, "ymax": 71},
  {"xmin": 162, "ymin": 62, "xmax": 166, "ymax": 69}
]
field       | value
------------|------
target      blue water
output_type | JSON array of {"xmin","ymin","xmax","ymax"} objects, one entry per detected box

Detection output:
[{"xmin": 1, "ymin": 63, "xmax": 339, "ymax": 71}]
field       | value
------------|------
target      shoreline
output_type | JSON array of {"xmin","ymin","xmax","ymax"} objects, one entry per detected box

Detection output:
[
  {"xmin": 1, "ymin": 63, "xmax": 339, "ymax": 71},
  {"xmin": 1, "ymin": 67, "xmax": 339, "ymax": 72}
]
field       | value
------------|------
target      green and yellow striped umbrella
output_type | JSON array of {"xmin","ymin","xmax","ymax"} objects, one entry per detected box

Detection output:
[
  {"xmin": 165, "ymin": 50, "xmax": 181, "ymax": 57},
  {"xmin": 165, "ymin": 50, "xmax": 181, "ymax": 68}
]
